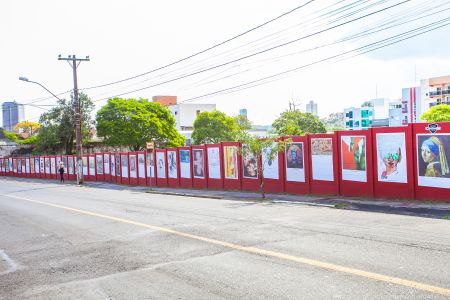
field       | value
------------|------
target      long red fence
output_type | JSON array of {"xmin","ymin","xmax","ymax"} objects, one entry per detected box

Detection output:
[{"xmin": 1, "ymin": 123, "xmax": 450, "ymax": 202}]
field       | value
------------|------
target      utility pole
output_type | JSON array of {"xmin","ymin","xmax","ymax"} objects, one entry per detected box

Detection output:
[{"xmin": 58, "ymin": 54, "xmax": 90, "ymax": 184}]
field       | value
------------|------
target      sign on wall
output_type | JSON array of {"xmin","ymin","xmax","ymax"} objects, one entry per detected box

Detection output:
[
  {"xmin": 138, "ymin": 153, "xmax": 145, "ymax": 179},
  {"xmin": 104, "ymin": 154, "xmax": 110, "ymax": 175},
  {"xmin": 129, "ymin": 154, "xmax": 137, "ymax": 178},
  {"xmin": 82, "ymin": 157, "xmax": 88, "ymax": 175},
  {"xmin": 285, "ymin": 142, "xmax": 305, "ymax": 182},
  {"xmin": 179, "ymin": 150, "xmax": 191, "ymax": 178},
  {"xmin": 96, "ymin": 155, "xmax": 104, "ymax": 175},
  {"xmin": 156, "ymin": 151, "xmax": 166, "ymax": 178},
  {"xmin": 146, "ymin": 152, "xmax": 154, "ymax": 178},
  {"xmin": 167, "ymin": 151, "xmax": 178, "ymax": 178},
  {"xmin": 89, "ymin": 156, "xmax": 95, "ymax": 176},
  {"xmin": 50, "ymin": 157, "xmax": 56, "ymax": 175},
  {"xmin": 341, "ymin": 136, "xmax": 367, "ymax": 182},
  {"xmin": 311, "ymin": 138, "xmax": 334, "ymax": 181},
  {"xmin": 417, "ymin": 134, "xmax": 450, "ymax": 188},
  {"xmin": 121, "ymin": 155, "xmax": 128, "ymax": 178},
  {"xmin": 193, "ymin": 149, "xmax": 205, "ymax": 178},
  {"xmin": 376, "ymin": 133, "xmax": 407, "ymax": 183},
  {"xmin": 224, "ymin": 146, "xmax": 238, "ymax": 179},
  {"xmin": 262, "ymin": 143, "xmax": 279, "ymax": 180},
  {"xmin": 207, "ymin": 147, "xmax": 221, "ymax": 179},
  {"xmin": 242, "ymin": 144, "xmax": 258, "ymax": 179},
  {"xmin": 68, "ymin": 157, "xmax": 74, "ymax": 175}
]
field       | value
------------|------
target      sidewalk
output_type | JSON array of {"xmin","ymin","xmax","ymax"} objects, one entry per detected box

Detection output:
[
  {"xmin": 2, "ymin": 177, "xmax": 449, "ymax": 219},
  {"xmin": 82, "ymin": 181, "xmax": 450, "ymax": 220}
]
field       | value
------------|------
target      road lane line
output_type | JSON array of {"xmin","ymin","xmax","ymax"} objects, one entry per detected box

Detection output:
[{"xmin": 2, "ymin": 193, "xmax": 450, "ymax": 297}]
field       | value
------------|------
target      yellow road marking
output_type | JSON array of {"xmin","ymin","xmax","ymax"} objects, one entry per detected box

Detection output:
[{"xmin": 2, "ymin": 193, "xmax": 450, "ymax": 297}]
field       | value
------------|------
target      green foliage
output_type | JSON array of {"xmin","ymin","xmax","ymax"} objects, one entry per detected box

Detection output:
[
  {"xmin": 361, "ymin": 101, "xmax": 373, "ymax": 107},
  {"xmin": 421, "ymin": 104, "xmax": 450, "ymax": 122},
  {"xmin": 321, "ymin": 112, "xmax": 345, "ymax": 132},
  {"xmin": 96, "ymin": 98, "xmax": 184, "ymax": 151},
  {"xmin": 192, "ymin": 111, "xmax": 239, "ymax": 144},
  {"xmin": 2, "ymin": 129, "xmax": 38, "ymax": 145},
  {"xmin": 237, "ymin": 131, "xmax": 288, "ymax": 198},
  {"xmin": 34, "ymin": 93, "xmax": 95, "ymax": 155},
  {"xmin": 233, "ymin": 114, "xmax": 252, "ymax": 131},
  {"xmin": 272, "ymin": 110, "xmax": 326, "ymax": 136}
]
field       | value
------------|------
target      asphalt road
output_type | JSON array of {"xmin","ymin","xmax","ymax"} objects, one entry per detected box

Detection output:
[{"xmin": 0, "ymin": 178, "xmax": 449, "ymax": 299}]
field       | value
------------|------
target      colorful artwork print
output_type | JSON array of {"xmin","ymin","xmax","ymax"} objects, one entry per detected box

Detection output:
[
  {"xmin": 286, "ymin": 143, "xmax": 303, "ymax": 169},
  {"xmin": 180, "ymin": 150, "xmax": 190, "ymax": 163},
  {"xmin": 242, "ymin": 144, "xmax": 257, "ymax": 179},
  {"xmin": 115, "ymin": 155, "xmax": 121, "ymax": 176},
  {"xmin": 341, "ymin": 136, "xmax": 367, "ymax": 182},
  {"xmin": 341, "ymin": 136, "xmax": 366, "ymax": 171},
  {"xmin": 193, "ymin": 149, "xmax": 204, "ymax": 178},
  {"xmin": 96, "ymin": 156, "xmax": 104, "ymax": 174},
  {"xmin": 130, "ymin": 155, "xmax": 136, "ymax": 172},
  {"xmin": 311, "ymin": 138, "xmax": 334, "ymax": 181},
  {"xmin": 156, "ymin": 152, "xmax": 166, "ymax": 178},
  {"xmin": 179, "ymin": 150, "xmax": 191, "ymax": 179},
  {"xmin": 376, "ymin": 133, "xmax": 407, "ymax": 183},
  {"xmin": 262, "ymin": 143, "xmax": 279, "ymax": 180},
  {"xmin": 224, "ymin": 146, "xmax": 238, "ymax": 179},
  {"xmin": 417, "ymin": 134, "xmax": 450, "ymax": 188}
]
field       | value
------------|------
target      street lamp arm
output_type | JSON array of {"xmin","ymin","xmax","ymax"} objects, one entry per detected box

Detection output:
[{"xmin": 18, "ymin": 77, "xmax": 63, "ymax": 102}]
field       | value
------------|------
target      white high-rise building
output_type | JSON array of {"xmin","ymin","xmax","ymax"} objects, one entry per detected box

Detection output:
[{"xmin": 306, "ymin": 100, "xmax": 318, "ymax": 116}]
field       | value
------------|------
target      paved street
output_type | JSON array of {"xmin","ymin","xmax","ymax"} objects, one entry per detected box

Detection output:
[{"xmin": 0, "ymin": 177, "xmax": 449, "ymax": 299}]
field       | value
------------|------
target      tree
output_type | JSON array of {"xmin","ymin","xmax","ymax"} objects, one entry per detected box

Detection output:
[
  {"xmin": 96, "ymin": 98, "xmax": 184, "ymax": 151},
  {"xmin": 361, "ymin": 101, "xmax": 373, "ymax": 107},
  {"xmin": 272, "ymin": 110, "xmax": 326, "ymax": 136},
  {"xmin": 192, "ymin": 111, "xmax": 239, "ymax": 144},
  {"xmin": 421, "ymin": 104, "xmax": 450, "ymax": 122},
  {"xmin": 321, "ymin": 112, "xmax": 345, "ymax": 132},
  {"xmin": 14, "ymin": 121, "xmax": 40, "ymax": 136},
  {"xmin": 238, "ymin": 131, "xmax": 287, "ymax": 199},
  {"xmin": 34, "ymin": 93, "xmax": 95, "ymax": 154},
  {"xmin": 233, "ymin": 114, "xmax": 252, "ymax": 131}
]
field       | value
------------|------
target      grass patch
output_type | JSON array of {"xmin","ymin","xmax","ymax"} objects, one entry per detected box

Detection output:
[
  {"xmin": 443, "ymin": 215, "xmax": 450, "ymax": 220},
  {"xmin": 334, "ymin": 203, "xmax": 349, "ymax": 209}
]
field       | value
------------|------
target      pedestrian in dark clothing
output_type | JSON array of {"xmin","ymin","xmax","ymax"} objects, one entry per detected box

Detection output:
[{"xmin": 59, "ymin": 162, "xmax": 65, "ymax": 183}]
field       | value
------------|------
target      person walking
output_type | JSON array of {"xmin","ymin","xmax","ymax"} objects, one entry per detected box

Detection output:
[{"xmin": 58, "ymin": 162, "xmax": 65, "ymax": 183}]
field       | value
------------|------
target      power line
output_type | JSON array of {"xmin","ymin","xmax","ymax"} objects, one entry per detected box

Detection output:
[
  {"xmin": 178, "ymin": 18, "xmax": 450, "ymax": 103},
  {"xmin": 90, "ymin": 0, "xmax": 411, "ymax": 103}
]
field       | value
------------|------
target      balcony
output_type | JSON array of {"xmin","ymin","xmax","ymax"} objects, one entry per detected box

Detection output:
[{"xmin": 429, "ymin": 90, "xmax": 450, "ymax": 97}]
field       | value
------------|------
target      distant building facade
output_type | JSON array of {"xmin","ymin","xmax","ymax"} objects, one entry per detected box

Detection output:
[
  {"xmin": 2, "ymin": 101, "xmax": 25, "ymax": 132},
  {"xmin": 344, "ymin": 107, "xmax": 373, "ymax": 130},
  {"xmin": 239, "ymin": 108, "xmax": 247, "ymax": 116},
  {"xmin": 306, "ymin": 100, "xmax": 318, "ymax": 116},
  {"xmin": 152, "ymin": 95, "xmax": 177, "ymax": 106},
  {"xmin": 401, "ymin": 87, "xmax": 422, "ymax": 124},
  {"xmin": 421, "ymin": 75, "xmax": 450, "ymax": 109}
]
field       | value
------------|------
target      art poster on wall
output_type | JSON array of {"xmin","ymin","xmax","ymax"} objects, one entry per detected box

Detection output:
[
  {"xmin": 311, "ymin": 138, "xmax": 334, "ymax": 181},
  {"xmin": 110, "ymin": 155, "xmax": 116, "ymax": 176},
  {"xmin": 25, "ymin": 159, "xmax": 30, "ymax": 173},
  {"xmin": 242, "ymin": 144, "xmax": 258, "ymax": 179},
  {"xmin": 207, "ymin": 147, "xmax": 221, "ymax": 179},
  {"xmin": 376, "ymin": 133, "xmax": 407, "ymax": 183},
  {"xmin": 56, "ymin": 157, "xmax": 61, "ymax": 173},
  {"xmin": 167, "ymin": 151, "xmax": 178, "ymax": 178},
  {"xmin": 115, "ymin": 155, "xmax": 121, "ymax": 176},
  {"xmin": 82, "ymin": 157, "xmax": 88, "ymax": 175},
  {"xmin": 121, "ymin": 155, "xmax": 129, "ymax": 178},
  {"xmin": 45, "ymin": 158, "xmax": 50, "ymax": 174},
  {"xmin": 179, "ymin": 150, "xmax": 191, "ymax": 179},
  {"xmin": 193, "ymin": 149, "xmax": 205, "ymax": 178},
  {"xmin": 40, "ymin": 158, "xmax": 45, "ymax": 173},
  {"xmin": 104, "ymin": 154, "xmax": 110, "ymax": 175},
  {"xmin": 50, "ymin": 157, "xmax": 56, "ymax": 174},
  {"xmin": 138, "ymin": 153, "xmax": 146, "ymax": 179},
  {"xmin": 262, "ymin": 143, "xmax": 279, "ymax": 179},
  {"xmin": 417, "ymin": 134, "xmax": 450, "ymax": 188},
  {"xmin": 156, "ymin": 151, "xmax": 166, "ymax": 178},
  {"xmin": 89, "ymin": 156, "xmax": 96, "ymax": 176},
  {"xmin": 285, "ymin": 142, "xmax": 305, "ymax": 182},
  {"xmin": 224, "ymin": 146, "xmax": 238, "ymax": 179},
  {"xmin": 68, "ymin": 157, "xmax": 74, "ymax": 175},
  {"xmin": 129, "ymin": 154, "xmax": 137, "ymax": 178},
  {"xmin": 341, "ymin": 136, "xmax": 367, "ymax": 182},
  {"xmin": 146, "ymin": 152, "xmax": 154, "ymax": 178},
  {"xmin": 35, "ymin": 158, "xmax": 40, "ymax": 174},
  {"xmin": 96, "ymin": 155, "xmax": 104, "ymax": 175}
]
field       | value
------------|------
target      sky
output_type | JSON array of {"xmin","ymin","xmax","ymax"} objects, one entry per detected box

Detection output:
[{"xmin": 1, "ymin": 0, "xmax": 450, "ymax": 126}]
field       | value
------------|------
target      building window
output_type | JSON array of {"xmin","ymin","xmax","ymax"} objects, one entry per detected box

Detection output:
[
  {"xmin": 174, "ymin": 111, "xmax": 177, "ymax": 115},
  {"xmin": 361, "ymin": 110, "xmax": 369, "ymax": 118},
  {"xmin": 361, "ymin": 120, "xmax": 369, "ymax": 127}
]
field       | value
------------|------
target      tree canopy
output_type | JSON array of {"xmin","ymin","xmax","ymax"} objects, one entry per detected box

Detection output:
[
  {"xmin": 233, "ymin": 114, "xmax": 252, "ymax": 131},
  {"xmin": 96, "ymin": 98, "xmax": 184, "ymax": 150},
  {"xmin": 421, "ymin": 104, "xmax": 450, "ymax": 122},
  {"xmin": 34, "ymin": 93, "xmax": 94, "ymax": 154},
  {"xmin": 272, "ymin": 110, "xmax": 326, "ymax": 136},
  {"xmin": 14, "ymin": 121, "xmax": 40, "ymax": 136},
  {"xmin": 192, "ymin": 111, "xmax": 239, "ymax": 144}
]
